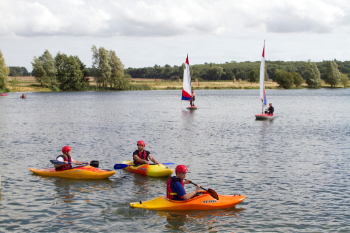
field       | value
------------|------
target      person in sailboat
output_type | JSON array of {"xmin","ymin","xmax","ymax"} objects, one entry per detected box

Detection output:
[
  {"xmin": 190, "ymin": 89, "xmax": 195, "ymax": 106},
  {"xmin": 133, "ymin": 140, "xmax": 160, "ymax": 165},
  {"xmin": 265, "ymin": 103, "xmax": 274, "ymax": 115}
]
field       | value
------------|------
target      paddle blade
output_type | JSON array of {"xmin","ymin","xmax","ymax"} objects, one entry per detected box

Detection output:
[
  {"xmin": 207, "ymin": 188, "xmax": 219, "ymax": 200},
  {"xmin": 114, "ymin": 164, "xmax": 129, "ymax": 169},
  {"xmin": 50, "ymin": 160, "xmax": 64, "ymax": 165},
  {"xmin": 159, "ymin": 163, "xmax": 174, "ymax": 165}
]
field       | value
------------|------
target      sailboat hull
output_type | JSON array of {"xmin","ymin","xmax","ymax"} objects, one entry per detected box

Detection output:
[{"xmin": 255, "ymin": 114, "xmax": 275, "ymax": 120}]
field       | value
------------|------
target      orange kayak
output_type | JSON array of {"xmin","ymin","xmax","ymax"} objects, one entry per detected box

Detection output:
[
  {"xmin": 130, "ymin": 191, "xmax": 245, "ymax": 210},
  {"xmin": 29, "ymin": 165, "xmax": 116, "ymax": 179}
]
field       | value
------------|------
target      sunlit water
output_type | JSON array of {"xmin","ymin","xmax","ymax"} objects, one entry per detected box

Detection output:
[{"xmin": 0, "ymin": 89, "xmax": 349, "ymax": 232}]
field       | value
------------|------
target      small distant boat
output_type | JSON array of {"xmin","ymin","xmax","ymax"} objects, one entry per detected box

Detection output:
[
  {"xmin": 255, "ymin": 41, "xmax": 275, "ymax": 120},
  {"xmin": 0, "ymin": 93, "xmax": 8, "ymax": 96},
  {"xmin": 182, "ymin": 55, "xmax": 198, "ymax": 110},
  {"xmin": 20, "ymin": 94, "xmax": 26, "ymax": 99}
]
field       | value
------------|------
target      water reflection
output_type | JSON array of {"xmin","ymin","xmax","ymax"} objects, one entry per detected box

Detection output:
[
  {"xmin": 132, "ymin": 174, "xmax": 151, "ymax": 195},
  {"xmin": 130, "ymin": 173, "xmax": 168, "ymax": 195},
  {"xmin": 50, "ymin": 177, "xmax": 114, "ymax": 204},
  {"xmin": 158, "ymin": 207, "xmax": 245, "ymax": 232},
  {"xmin": 182, "ymin": 109, "xmax": 196, "ymax": 121}
]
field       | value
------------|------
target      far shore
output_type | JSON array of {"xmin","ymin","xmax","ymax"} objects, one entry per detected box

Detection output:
[{"xmin": 5, "ymin": 76, "xmax": 343, "ymax": 92}]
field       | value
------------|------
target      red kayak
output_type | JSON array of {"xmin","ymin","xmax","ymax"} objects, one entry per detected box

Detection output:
[{"xmin": 0, "ymin": 93, "xmax": 8, "ymax": 96}]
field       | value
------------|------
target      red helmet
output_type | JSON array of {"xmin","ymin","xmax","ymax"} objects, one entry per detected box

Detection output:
[
  {"xmin": 137, "ymin": 140, "xmax": 145, "ymax": 147},
  {"xmin": 175, "ymin": 165, "xmax": 188, "ymax": 174},
  {"xmin": 62, "ymin": 146, "xmax": 72, "ymax": 154}
]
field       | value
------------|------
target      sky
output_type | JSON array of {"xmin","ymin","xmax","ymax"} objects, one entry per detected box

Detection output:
[{"xmin": 1, "ymin": 0, "xmax": 350, "ymax": 71}]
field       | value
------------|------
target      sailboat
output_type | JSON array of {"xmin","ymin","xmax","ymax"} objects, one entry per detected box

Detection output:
[
  {"xmin": 182, "ymin": 55, "xmax": 197, "ymax": 109},
  {"xmin": 255, "ymin": 41, "xmax": 275, "ymax": 120}
]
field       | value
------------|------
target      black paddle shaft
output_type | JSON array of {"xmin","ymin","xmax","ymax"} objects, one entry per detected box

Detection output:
[
  {"xmin": 187, "ymin": 180, "xmax": 219, "ymax": 200},
  {"xmin": 189, "ymin": 181, "xmax": 209, "ymax": 192}
]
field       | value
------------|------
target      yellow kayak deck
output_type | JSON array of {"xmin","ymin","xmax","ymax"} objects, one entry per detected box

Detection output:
[{"xmin": 122, "ymin": 160, "xmax": 174, "ymax": 177}]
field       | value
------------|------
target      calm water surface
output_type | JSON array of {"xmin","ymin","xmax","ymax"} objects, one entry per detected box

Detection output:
[{"xmin": 0, "ymin": 89, "xmax": 350, "ymax": 232}]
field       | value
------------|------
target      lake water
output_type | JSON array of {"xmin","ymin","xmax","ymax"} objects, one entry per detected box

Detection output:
[{"xmin": 0, "ymin": 89, "xmax": 350, "ymax": 232}]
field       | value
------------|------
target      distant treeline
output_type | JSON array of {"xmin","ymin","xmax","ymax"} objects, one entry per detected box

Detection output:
[
  {"xmin": 124, "ymin": 60, "xmax": 350, "ymax": 81},
  {"xmin": 9, "ymin": 66, "xmax": 32, "ymax": 76},
  {"xmin": 6, "ymin": 56, "xmax": 350, "ymax": 90},
  {"xmin": 10, "ymin": 60, "xmax": 350, "ymax": 81}
]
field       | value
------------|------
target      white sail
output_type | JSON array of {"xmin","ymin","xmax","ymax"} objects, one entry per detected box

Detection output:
[{"xmin": 260, "ymin": 41, "xmax": 267, "ymax": 106}]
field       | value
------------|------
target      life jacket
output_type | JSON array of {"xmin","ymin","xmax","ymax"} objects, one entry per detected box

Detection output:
[
  {"xmin": 134, "ymin": 150, "xmax": 148, "ymax": 165},
  {"xmin": 166, "ymin": 176, "xmax": 184, "ymax": 200},
  {"xmin": 55, "ymin": 155, "xmax": 72, "ymax": 171}
]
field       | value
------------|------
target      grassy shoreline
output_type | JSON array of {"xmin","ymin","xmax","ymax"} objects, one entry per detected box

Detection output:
[{"xmin": 4, "ymin": 76, "xmax": 346, "ymax": 93}]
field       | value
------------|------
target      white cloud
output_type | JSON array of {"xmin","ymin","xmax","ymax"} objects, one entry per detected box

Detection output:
[
  {"xmin": 1, "ymin": 0, "xmax": 350, "ymax": 70},
  {"xmin": 1, "ymin": 0, "xmax": 349, "ymax": 38}
]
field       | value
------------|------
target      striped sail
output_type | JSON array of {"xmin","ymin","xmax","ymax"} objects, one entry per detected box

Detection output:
[{"xmin": 182, "ymin": 55, "xmax": 192, "ymax": 100}]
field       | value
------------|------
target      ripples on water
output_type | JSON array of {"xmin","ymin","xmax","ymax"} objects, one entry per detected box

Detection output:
[{"xmin": 0, "ymin": 89, "xmax": 350, "ymax": 232}]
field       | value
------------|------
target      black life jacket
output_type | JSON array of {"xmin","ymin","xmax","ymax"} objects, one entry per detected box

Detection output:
[
  {"xmin": 55, "ymin": 155, "xmax": 72, "ymax": 171},
  {"xmin": 134, "ymin": 150, "xmax": 149, "ymax": 165},
  {"xmin": 166, "ymin": 176, "xmax": 184, "ymax": 200}
]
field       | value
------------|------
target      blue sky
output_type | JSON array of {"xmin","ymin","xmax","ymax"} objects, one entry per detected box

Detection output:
[{"xmin": 1, "ymin": 0, "xmax": 350, "ymax": 71}]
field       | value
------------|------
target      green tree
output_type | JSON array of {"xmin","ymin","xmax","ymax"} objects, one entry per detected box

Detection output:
[
  {"xmin": 92, "ymin": 45, "xmax": 111, "ymax": 88},
  {"xmin": 340, "ymin": 73, "xmax": 349, "ymax": 88},
  {"xmin": 9, "ymin": 66, "xmax": 30, "ymax": 76},
  {"xmin": 248, "ymin": 69, "xmax": 259, "ymax": 83},
  {"xmin": 109, "ymin": 50, "xmax": 128, "ymax": 89},
  {"xmin": 206, "ymin": 66, "xmax": 224, "ymax": 81},
  {"xmin": 304, "ymin": 59, "xmax": 321, "ymax": 88},
  {"xmin": 236, "ymin": 70, "xmax": 247, "ymax": 80},
  {"xmin": 264, "ymin": 70, "xmax": 269, "ymax": 81},
  {"xmin": 323, "ymin": 60, "xmax": 341, "ymax": 88},
  {"xmin": 291, "ymin": 72, "xmax": 304, "ymax": 87},
  {"xmin": 304, "ymin": 60, "xmax": 321, "ymax": 88},
  {"xmin": 221, "ymin": 68, "xmax": 234, "ymax": 80},
  {"xmin": 0, "ymin": 49, "xmax": 9, "ymax": 90},
  {"xmin": 31, "ymin": 50, "xmax": 57, "ymax": 87},
  {"xmin": 55, "ymin": 52, "xmax": 89, "ymax": 91},
  {"xmin": 274, "ymin": 69, "xmax": 294, "ymax": 89}
]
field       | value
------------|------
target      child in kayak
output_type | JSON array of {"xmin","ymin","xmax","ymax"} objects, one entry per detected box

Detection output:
[
  {"xmin": 166, "ymin": 165, "xmax": 201, "ymax": 200},
  {"xmin": 54, "ymin": 146, "xmax": 90, "ymax": 171},
  {"xmin": 133, "ymin": 140, "xmax": 159, "ymax": 165}
]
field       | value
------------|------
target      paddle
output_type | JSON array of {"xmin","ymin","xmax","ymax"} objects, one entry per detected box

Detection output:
[
  {"xmin": 50, "ymin": 160, "xmax": 88, "ymax": 165},
  {"xmin": 188, "ymin": 180, "xmax": 219, "ymax": 200},
  {"xmin": 114, "ymin": 163, "xmax": 175, "ymax": 170}
]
